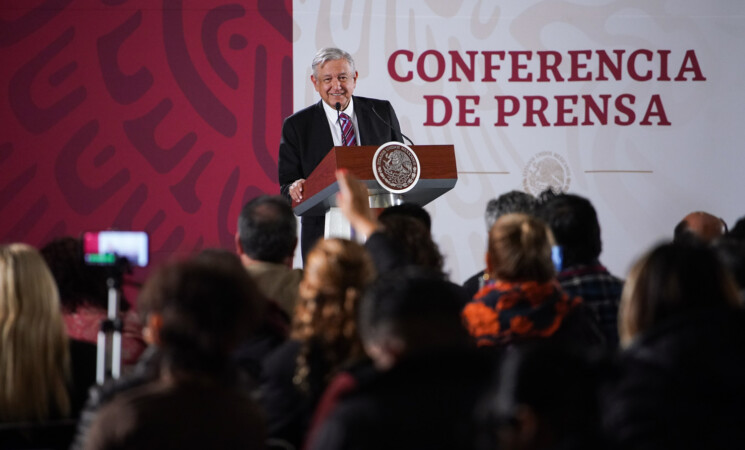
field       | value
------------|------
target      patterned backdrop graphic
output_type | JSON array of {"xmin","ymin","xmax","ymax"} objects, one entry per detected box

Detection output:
[{"xmin": 0, "ymin": 0, "xmax": 292, "ymax": 269}]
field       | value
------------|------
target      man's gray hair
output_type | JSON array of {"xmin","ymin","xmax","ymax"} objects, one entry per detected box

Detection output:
[{"xmin": 312, "ymin": 47, "xmax": 356, "ymax": 78}]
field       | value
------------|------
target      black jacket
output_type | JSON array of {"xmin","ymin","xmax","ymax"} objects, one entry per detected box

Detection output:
[
  {"xmin": 308, "ymin": 348, "xmax": 497, "ymax": 450},
  {"xmin": 602, "ymin": 307, "xmax": 745, "ymax": 450}
]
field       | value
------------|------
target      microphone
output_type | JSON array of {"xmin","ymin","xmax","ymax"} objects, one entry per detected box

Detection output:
[{"xmin": 371, "ymin": 106, "xmax": 415, "ymax": 146}]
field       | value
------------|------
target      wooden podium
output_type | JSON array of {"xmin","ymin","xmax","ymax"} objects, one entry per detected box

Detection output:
[{"xmin": 293, "ymin": 145, "xmax": 457, "ymax": 221}]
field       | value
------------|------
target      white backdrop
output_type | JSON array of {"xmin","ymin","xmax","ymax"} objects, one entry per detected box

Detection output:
[{"xmin": 291, "ymin": 0, "xmax": 745, "ymax": 283}]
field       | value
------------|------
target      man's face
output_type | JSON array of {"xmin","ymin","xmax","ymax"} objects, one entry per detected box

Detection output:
[{"xmin": 311, "ymin": 58, "xmax": 357, "ymax": 110}]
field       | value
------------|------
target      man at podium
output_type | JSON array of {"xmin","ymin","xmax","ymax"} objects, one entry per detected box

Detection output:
[{"xmin": 278, "ymin": 47, "xmax": 404, "ymax": 262}]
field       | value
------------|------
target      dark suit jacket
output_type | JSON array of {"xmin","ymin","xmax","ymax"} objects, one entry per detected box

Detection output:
[
  {"xmin": 278, "ymin": 96, "xmax": 403, "ymax": 260},
  {"xmin": 278, "ymin": 96, "xmax": 403, "ymax": 206}
]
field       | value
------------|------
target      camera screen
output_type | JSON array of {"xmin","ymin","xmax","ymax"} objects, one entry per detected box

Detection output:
[{"xmin": 83, "ymin": 231, "xmax": 149, "ymax": 267}]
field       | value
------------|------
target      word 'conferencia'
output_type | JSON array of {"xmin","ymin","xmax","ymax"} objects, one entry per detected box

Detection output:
[{"xmin": 388, "ymin": 49, "xmax": 706, "ymax": 127}]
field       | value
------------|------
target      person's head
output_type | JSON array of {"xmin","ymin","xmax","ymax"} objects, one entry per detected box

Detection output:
[
  {"xmin": 486, "ymin": 213, "xmax": 555, "ymax": 283},
  {"xmin": 291, "ymin": 238, "xmax": 375, "ymax": 388},
  {"xmin": 0, "ymin": 243, "xmax": 70, "ymax": 421},
  {"xmin": 537, "ymin": 193, "xmax": 601, "ymax": 267},
  {"xmin": 359, "ymin": 267, "xmax": 469, "ymax": 370},
  {"xmin": 729, "ymin": 216, "xmax": 745, "ymax": 241},
  {"xmin": 236, "ymin": 195, "xmax": 297, "ymax": 266},
  {"xmin": 485, "ymin": 191, "xmax": 537, "ymax": 232},
  {"xmin": 378, "ymin": 214, "xmax": 444, "ymax": 273},
  {"xmin": 378, "ymin": 202, "xmax": 432, "ymax": 231},
  {"xmin": 674, "ymin": 211, "xmax": 728, "ymax": 244},
  {"xmin": 713, "ymin": 237, "xmax": 745, "ymax": 303},
  {"xmin": 489, "ymin": 343, "xmax": 603, "ymax": 450},
  {"xmin": 40, "ymin": 236, "xmax": 112, "ymax": 312},
  {"xmin": 310, "ymin": 47, "xmax": 358, "ymax": 110},
  {"xmin": 137, "ymin": 254, "xmax": 263, "ymax": 375},
  {"xmin": 619, "ymin": 242, "xmax": 740, "ymax": 347}
]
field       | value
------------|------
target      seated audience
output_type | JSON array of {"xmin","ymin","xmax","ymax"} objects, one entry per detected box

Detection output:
[
  {"xmin": 372, "ymin": 213, "xmax": 445, "ymax": 274},
  {"xmin": 537, "ymin": 192, "xmax": 623, "ymax": 347},
  {"xmin": 41, "ymin": 237, "xmax": 146, "ymax": 366},
  {"xmin": 236, "ymin": 195, "xmax": 303, "ymax": 318},
  {"xmin": 603, "ymin": 242, "xmax": 745, "ymax": 450},
  {"xmin": 1, "ymin": 243, "xmax": 70, "ymax": 423},
  {"xmin": 462, "ymin": 213, "xmax": 604, "ymax": 348},
  {"xmin": 463, "ymin": 191, "xmax": 538, "ymax": 298},
  {"xmin": 308, "ymin": 267, "xmax": 495, "ymax": 450},
  {"xmin": 0, "ymin": 243, "xmax": 95, "ymax": 426},
  {"xmin": 673, "ymin": 210, "xmax": 727, "ymax": 244},
  {"xmin": 334, "ymin": 170, "xmax": 446, "ymax": 276},
  {"xmin": 484, "ymin": 343, "xmax": 606, "ymax": 450},
  {"xmin": 71, "ymin": 250, "xmax": 272, "ymax": 449},
  {"xmin": 83, "ymin": 256, "xmax": 265, "ymax": 450},
  {"xmin": 714, "ymin": 237, "xmax": 745, "ymax": 303},
  {"xmin": 377, "ymin": 202, "xmax": 432, "ymax": 231},
  {"xmin": 259, "ymin": 238, "xmax": 375, "ymax": 449}
]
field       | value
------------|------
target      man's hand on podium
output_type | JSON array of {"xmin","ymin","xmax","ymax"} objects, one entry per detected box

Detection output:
[
  {"xmin": 336, "ymin": 169, "xmax": 377, "ymax": 237},
  {"xmin": 289, "ymin": 178, "xmax": 305, "ymax": 202}
]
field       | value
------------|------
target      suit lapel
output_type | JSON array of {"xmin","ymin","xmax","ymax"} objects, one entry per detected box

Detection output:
[{"xmin": 313, "ymin": 100, "xmax": 335, "ymax": 151}]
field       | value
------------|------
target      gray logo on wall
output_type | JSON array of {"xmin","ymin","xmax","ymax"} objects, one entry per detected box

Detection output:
[
  {"xmin": 522, "ymin": 151, "xmax": 571, "ymax": 195},
  {"xmin": 373, "ymin": 142, "xmax": 421, "ymax": 194}
]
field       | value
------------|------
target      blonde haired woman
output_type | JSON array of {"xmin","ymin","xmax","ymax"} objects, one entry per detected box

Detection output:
[{"xmin": 0, "ymin": 243, "xmax": 71, "ymax": 422}]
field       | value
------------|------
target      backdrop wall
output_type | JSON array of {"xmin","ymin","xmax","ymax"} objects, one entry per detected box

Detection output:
[
  {"xmin": 293, "ymin": 0, "xmax": 745, "ymax": 282},
  {"xmin": 3, "ymin": 1, "xmax": 744, "ymax": 286},
  {"xmin": 0, "ymin": 0, "xmax": 291, "ymax": 271}
]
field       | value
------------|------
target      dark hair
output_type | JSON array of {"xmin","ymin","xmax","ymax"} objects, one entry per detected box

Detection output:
[
  {"xmin": 40, "ymin": 237, "xmax": 124, "ymax": 311},
  {"xmin": 138, "ymin": 255, "xmax": 262, "ymax": 373},
  {"xmin": 378, "ymin": 215, "xmax": 444, "ymax": 272},
  {"xmin": 485, "ymin": 191, "xmax": 537, "ymax": 231},
  {"xmin": 238, "ymin": 195, "xmax": 296, "ymax": 263},
  {"xmin": 359, "ymin": 267, "xmax": 468, "ymax": 349},
  {"xmin": 378, "ymin": 203, "xmax": 432, "ymax": 231},
  {"xmin": 491, "ymin": 343, "xmax": 603, "ymax": 444},
  {"xmin": 714, "ymin": 237, "xmax": 745, "ymax": 294},
  {"xmin": 730, "ymin": 216, "xmax": 745, "ymax": 241},
  {"xmin": 673, "ymin": 219, "xmax": 701, "ymax": 245},
  {"xmin": 620, "ymin": 242, "xmax": 740, "ymax": 346},
  {"xmin": 537, "ymin": 193, "xmax": 601, "ymax": 267}
]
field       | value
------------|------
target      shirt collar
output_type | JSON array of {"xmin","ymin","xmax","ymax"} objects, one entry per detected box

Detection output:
[{"xmin": 321, "ymin": 97, "xmax": 355, "ymax": 124}]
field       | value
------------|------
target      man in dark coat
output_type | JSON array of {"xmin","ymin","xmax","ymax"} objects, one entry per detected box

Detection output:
[{"xmin": 278, "ymin": 47, "xmax": 403, "ymax": 262}]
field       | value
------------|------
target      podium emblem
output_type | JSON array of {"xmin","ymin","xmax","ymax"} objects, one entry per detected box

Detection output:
[{"xmin": 373, "ymin": 142, "xmax": 421, "ymax": 194}]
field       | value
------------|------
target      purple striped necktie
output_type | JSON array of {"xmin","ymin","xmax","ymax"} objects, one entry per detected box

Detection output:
[{"xmin": 339, "ymin": 112, "xmax": 357, "ymax": 146}]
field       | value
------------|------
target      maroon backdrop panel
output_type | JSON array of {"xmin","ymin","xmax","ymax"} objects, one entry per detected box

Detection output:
[{"xmin": 0, "ymin": 0, "xmax": 292, "ymax": 271}]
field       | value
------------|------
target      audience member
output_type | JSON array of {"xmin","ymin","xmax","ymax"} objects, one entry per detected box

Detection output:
[
  {"xmin": 72, "ymin": 249, "xmax": 272, "ymax": 449},
  {"xmin": 729, "ymin": 215, "xmax": 745, "ymax": 240},
  {"xmin": 463, "ymin": 191, "xmax": 538, "ymax": 298},
  {"xmin": 603, "ymin": 242, "xmax": 745, "ymax": 450},
  {"xmin": 308, "ymin": 267, "xmax": 494, "ymax": 450},
  {"xmin": 236, "ymin": 195, "xmax": 303, "ymax": 317},
  {"xmin": 259, "ymin": 238, "xmax": 375, "ymax": 449},
  {"xmin": 673, "ymin": 210, "xmax": 727, "ymax": 244},
  {"xmin": 537, "ymin": 193, "xmax": 623, "ymax": 347},
  {"xmin": 84, "ymin": 257, "xmax": 266, "ymax": 450},
  {"xmin": 197, "ymin": 248, "xmax": 288, "ymax": 380},
  {"xmin": 714, "ymin": 237, "xmax": 745, "ymax": 303},
  {"xmin": 377, "ymin": 202, "xmax": 432, "ymax": 231},
  {"xmin": 484, "ymin": 343, "xmax": 606, "ymax": 450},
  {"xmin": 374, "ymin": 213, "xmax": 445, "ymax": 274},
  {"xmin": 334, "ymin": 170, "xmax": 447, "ymax": 276},
  {"xmin": 41, "ymin": 237, "xmax": 146, "ymax": 366},
  {"xmin": 0, "ymin": 244, "xmax": 95, "ymax": 423},
  {"xmin": 462, "ymin": 213, "xmax": 604, "ymax": 348}
]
